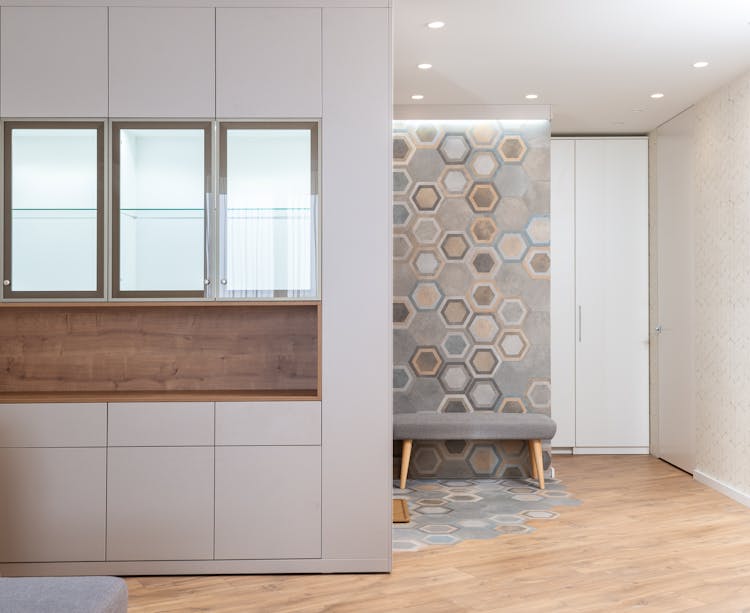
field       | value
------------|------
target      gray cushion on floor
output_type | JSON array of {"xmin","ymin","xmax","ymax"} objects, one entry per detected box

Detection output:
[
  {"xmin": 394, "ymin": 412, "xmax": 556, "ymax": 440},
  {"xmin": 0, "ymin": 576, "xmax": 128, "ymax": 613}
]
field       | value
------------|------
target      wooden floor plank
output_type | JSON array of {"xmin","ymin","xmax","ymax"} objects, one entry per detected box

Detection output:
[{"xmin": 126, "ymin": 456, "xmax": 750, "ymax": 612}]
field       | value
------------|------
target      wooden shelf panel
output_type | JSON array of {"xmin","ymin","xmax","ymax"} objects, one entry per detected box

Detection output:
[
  {"xmin": 0, "ymin": 390, "xmax": 321, "ymax": 403},
  {"xmin": 0, "ymin": 303, "xmax": 319, "ymax": 396}
]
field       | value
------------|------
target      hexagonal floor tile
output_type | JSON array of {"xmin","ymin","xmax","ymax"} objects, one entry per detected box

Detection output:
[
  {"xmin": 444, "ymin": 493, "xmax": 483, "ymax": 503},
  {"xmin": 409, "ymin": 346, "xmax": 443, "ymax": 376},
  {"xmin": 416, "ymin": 506, "xmax": 453, "ymax": 515},
  {"xmin": 513, "ymin": 494, "xmax": 544, "ymax": 502},
  {"xmin": 423, "ymin": 534, "xmax": 460, "ymax": 545},
  {"xmin": 489, "ymin": 513, "xmax": 525, "ymax": 525},
  {"xmin": 419, "ymin": 524, "xmax": 458, "ymax": 534},
  {"xmin": 521, "ymin": 510, "xmax": 559, "ymax": 520}
]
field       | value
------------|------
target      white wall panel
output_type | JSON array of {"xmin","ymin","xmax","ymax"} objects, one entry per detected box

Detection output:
[
  {"xmin": 216, "ymin": 8, "xmax": 321, "ymax": 118},
  {"xmin": 109, "ymin": 7, "xmax": 215, "ymax": 117},
  {"xmin": 321, "ymin": 7, "xmax": 391, "ymax": 567},
  {"xmin": 1, "ymin": 7, "xmax": 108, "ymax": 117}
]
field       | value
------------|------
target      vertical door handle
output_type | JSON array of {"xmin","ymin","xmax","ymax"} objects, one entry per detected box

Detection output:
[{"xmin": 578, "ymin": 306, "xmax": 582, "ymax": 342}]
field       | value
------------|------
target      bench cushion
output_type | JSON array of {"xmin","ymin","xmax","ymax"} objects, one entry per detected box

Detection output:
[
  {"xmin": 394, "ymin": 412, "xmax": 556, "ymax": 441},
  {"xmin": 0, "ymin": 577, "xmax": 128, "ymax": 613}
]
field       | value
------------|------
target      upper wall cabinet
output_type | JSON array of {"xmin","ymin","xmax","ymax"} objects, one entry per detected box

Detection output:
[
  {"xmin": 109, "ymin": 8, "xmax": 215, "ymax": 118},
  {"xmin": 216, "ymin": 8, "xmax": 322, "ymax": 118},
  {"xmin": 0, "ymin": 7, "xmax": 108, "ymax": 117}
]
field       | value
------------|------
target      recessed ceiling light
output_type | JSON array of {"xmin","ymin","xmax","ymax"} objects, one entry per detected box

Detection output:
[
  {"xmin": 650, "ymin": 93, "xmax": 664, "ymax": 99},
  {"xmin": 411, "ymin": 94, "xmax": 424, "ymax": 100},
  {"xmin": 525, "ymin": 93, "xmax": 539, "ymax": 100},
  {"xmin": 632, "ymin": 108, "xmax": 645, "ymax": 113},
  {"xmin": 427, "ymin": 21, "xmax": 445, "ymax": 29},
  {"xmin": 417, "ymin": 63, "xmax": 433, "ymax": 70},
  {"xmin": 612, "ymin": 121, "xmax": 625, "ymax": 126},
  {"xmin": 693, "ymin": 61, "xmax": 709, "ymax": 68}
]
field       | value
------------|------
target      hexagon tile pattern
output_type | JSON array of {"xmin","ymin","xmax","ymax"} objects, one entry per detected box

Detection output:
[
  {"xmin": 393, "ymin": 120, "xmax": 551, "ymax": 478},
  {"xmin": 393, "ymin": 477, "xmax": 580, "ymax": 551}
]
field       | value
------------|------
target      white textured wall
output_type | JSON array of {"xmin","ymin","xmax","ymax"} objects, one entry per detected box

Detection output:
[{"xmin": 694, "ymin": 70, "xmax": 750, "ymax": 491}]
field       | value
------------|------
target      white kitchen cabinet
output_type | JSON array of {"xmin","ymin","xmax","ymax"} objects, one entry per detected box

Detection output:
[
  {"xmin": 0, "ymin": 7, "xmax": 108, "ymax": 117},
  {"xmin": 551, "ymin": 138, "xmax": 649, "ymax": 452},
  {"xmin": 216, "ymin": 8, "xmax": 322, "ymax": 118},
  {"xmin": 108, "ymin": 7, "xmax": 215, "ymax": 117}
]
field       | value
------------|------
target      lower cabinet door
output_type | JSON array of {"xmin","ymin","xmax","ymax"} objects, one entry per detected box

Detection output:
[
  {"xmin": 214, "ymin": 446, "xmax": 321, "ymax": 559},
  {"xmin": 107, "ymin": 447, "xmax": 214, "ymax": 561},
  {"xmin": 0, "ymin": 448, "xmax": 106, "ymax": 563}
]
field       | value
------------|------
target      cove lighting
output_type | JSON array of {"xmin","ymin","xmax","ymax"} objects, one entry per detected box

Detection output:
[
  {"xmin": 525, "ymin": 93, "xmax": 539, "ymax": 100},
  {"xmin": 693, "ymin": 61, "xmax": 709, "ymax": 68},
  {"xmin": 417, "ymin": 63, "xmax": 433, "ymax": 70},
  {"xmin": 411, "ymin": 94, "xmax": 424, "ymax": 100},
  {"xmin": 427, "ymin": 21, "xmax": 445, "ymax": 29},
  {"xmin": 650, "ymin": 93, "xmax": 664, "ymax": 99}
]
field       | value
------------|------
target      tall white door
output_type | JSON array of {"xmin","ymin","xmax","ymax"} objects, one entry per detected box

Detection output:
[
  {"xmin": 655, "ymin": 109, "xmax": 696, "ymax": 473},
  {"xmin": 575, "ymin": 139, "xmax": 649, "ymax": 450}
]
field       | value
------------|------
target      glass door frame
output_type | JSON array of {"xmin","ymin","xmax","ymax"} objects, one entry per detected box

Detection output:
[
  {"xmin": 111, "ymin": 120, "xmax": 212, "ymax": 299},
  {"xmin": 2, "ymin": 120, "xmax": 105, "ymax": 300}
]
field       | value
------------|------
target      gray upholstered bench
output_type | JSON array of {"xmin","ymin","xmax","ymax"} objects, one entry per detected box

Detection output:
[
  {"xmin": 0, "ymin": 576, "xmax": 128, "ymax": 613},
  {"xmin": 394, "ymin": 412, "xmax": 557, "ymax": 489}
]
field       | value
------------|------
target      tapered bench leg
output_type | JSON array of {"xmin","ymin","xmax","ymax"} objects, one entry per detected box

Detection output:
[
  {"xmin": 400, "ymin": 439, "xmax": 413, "ymax": 489},
  {"xmin": 528, "ymin": 440, "xmax": 538, "ymax": 480},
  {"xmin": 530, "ymin": 439, "xmax": 545, "ymax": 489}
]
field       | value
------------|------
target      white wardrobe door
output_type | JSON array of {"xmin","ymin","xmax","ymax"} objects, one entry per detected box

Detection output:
[
  {"xmin": 550, "ymin": 140, "xmax": 576, "ymax": 447},
  {"xmin": 575, "ymin": 139, "xmax": 649, "ymax": 448}
]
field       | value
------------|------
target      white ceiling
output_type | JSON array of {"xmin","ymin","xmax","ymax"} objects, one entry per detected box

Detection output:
[{"xmin": 394, "ymin": 0, "xmax": 750, "ymax": 134}]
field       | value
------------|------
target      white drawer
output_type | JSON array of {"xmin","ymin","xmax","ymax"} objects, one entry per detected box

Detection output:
[
  {"xmin": 108, "ymin": 402, "xmax": 214, "ymax": 447},
  {"xmin": 0, "ymin": 403, "xmax": 106, "ymax": 447},
  {"xmin": 215, "ymin": 401, "xmax": 321, "ymax": 446}
]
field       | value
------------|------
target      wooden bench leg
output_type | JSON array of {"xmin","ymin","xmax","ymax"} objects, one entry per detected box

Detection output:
[
  {"xmin": 400, "ymin": 439, "xmax": 413, "ymax": 489},
  {"xmin": 530, "ymin": 439, "xmax": 545, "ymax": 489},
  {"xmin": 528, "ymin": 440, "xmax": 538, "ymax": 480}
]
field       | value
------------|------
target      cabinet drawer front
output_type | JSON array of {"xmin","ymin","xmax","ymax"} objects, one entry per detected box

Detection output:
[
  {"xmin": 0, "ymin": 448, "xmax": 106, "ymax": 563},
  {"xmin": 0, "ymin": 403, "xmax": 106, "ymax": 447},
  {"xmin": 215, "ymin": 402, "xmax": 320, "ymax": 446},
  {"xmin": 108, "ymin": 402, "xmax": 214, "ymax": 446}
]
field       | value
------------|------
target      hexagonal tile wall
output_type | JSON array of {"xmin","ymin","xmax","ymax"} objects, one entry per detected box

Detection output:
[
  {"xmin": 498, "ymin": 297, "xmax": 529, "ymax": 327},
  {"xmin": 468, "ymin": 314, "xmax": 500, "ymax": 343},
  {"xmin": 410, "ymin": 281, "xmax": 443, "ymax": 311},
  {"xmin": 392, "ymin": 298, "xmax": 415, "ymax": 329},
  {"xmin": 411, "ymin": 183, "xmax": 443, "ymax": 212},
  {"xmin": 469, "ymin": 347, "xmax": 500, "ymax": 377},
  {"xmin": 468, "ymin": 151, "xmax": 500, "ymax": 179},
  {"xmin": 440, "ymin": 233, "xmax": 470, "ymax": 260},
  {"xmin": 392, "ymin": 477, "xmax": 579, "ymax": 551},
  {"xmin": 523, "ymin": 246, "xmax": 551, "ymax": 279},
  {"xmin": 497, "ymin": 232, "xmax": 528, "ymax": 262},
  {"xmin": 410, "ymin": 347, "xmax": 443, "ymax": 377},
  {"xmin": 526, "ymin": 379, "xmax": 551, "ymax": 410},
  {"xmin": 438, "ymin": 363, "xmax": 472, "ymax": 394},
  {"xmin": 440, "ymin": 331, "xmax": 471, "ymax": 359},
  {"xmin": 440, "ymin": 298, "xmax": 471, "ymax": 327},
  {"xmin": 525, "ymin": 215, "xmax": 550, "ymax": 245},
  {"xmin": 468, "ymin": 182, "xmax": 500, "ymax": 213},
  {"xmin": 497, "ymin": 330, "xmax": 530, "ymax": 361},
  {"xmin": 469, "ymin": 217, "xmax": 499, "ymax": 244},
  {"xmin": 411, "ymin": 249, "xmax": 444, "ymax": 279},
  {"xmin": 467, "ymin": 281, "xmax": 502, "ymax": 313},
  {"xmin": 438, "ymin": 133, "xmax": 471, "ymax": 164},
  {"xmin": 468, "ymin": 444, "xmax": 502, "ymax": 475},
  {"xmin": 468, "ymin": 378, "xmax": 502, "ymax": 411},
  {"xmin": 412, "ymin": 217, "xmax": 441, "ymax": 245},
  {"xmin": 497, "ymin": 135, "xmax": 528, "ymax": 163},
  {"xmin": 393, "ymin": 133, "xmax": 415, "ymax": 165},
  {"xmin": 438, "ymin": 166, "xmax": 472, "ymax": 197},
  {"xmin": 393, "ymin": 119, "xmax": 550, "ymax": 479}
]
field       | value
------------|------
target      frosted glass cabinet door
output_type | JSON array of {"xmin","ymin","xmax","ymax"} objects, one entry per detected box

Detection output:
[
  {"xmin": 219, "ymin": 123, "xmax": 319, "ymax": 299},
  {"xmin": 112, "ymin": 123, "xmax": 211, "ymax": 298},
  {"xmin": 2, "ymin": 122, "xmax": 104, "ymax": 299}
]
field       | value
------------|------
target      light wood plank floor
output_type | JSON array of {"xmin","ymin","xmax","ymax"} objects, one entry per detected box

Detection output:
[{"xmin": 126, "ymin": 455, "xmax": 750, "ymax": 612}]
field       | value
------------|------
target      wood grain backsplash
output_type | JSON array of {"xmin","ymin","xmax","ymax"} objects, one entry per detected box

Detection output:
[{"xmin": 0, "ymin": 304, "xmax": 319, "ymax": 396}]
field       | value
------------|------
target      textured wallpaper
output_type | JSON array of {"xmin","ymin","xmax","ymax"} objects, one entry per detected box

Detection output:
[
  {"xmin": 694, "ymin": 71, "xmax": 750, "ymax": 492},
  {"xmin": 393, "ymin": 120, "xmax": 551, "ymax": 478}
]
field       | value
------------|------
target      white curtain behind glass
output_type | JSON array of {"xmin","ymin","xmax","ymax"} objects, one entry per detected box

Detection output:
[{"xmin": 224, "ymin": 129, "xmax": 316, "ymax": 298}]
